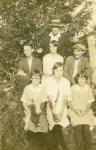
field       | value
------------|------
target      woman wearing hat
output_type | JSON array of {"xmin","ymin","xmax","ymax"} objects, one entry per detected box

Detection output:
[
  {"xmin": 63, "ymin": 44, "xmax": 93, "ymax": 85},
  {"xmin": 37, "ymin": 19, "xmax": 73, "ymax": 58}
]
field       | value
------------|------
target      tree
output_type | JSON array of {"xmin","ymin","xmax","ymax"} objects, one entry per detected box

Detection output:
[{"xmin": 0, "ymin": 0, "xmax": 93, "ymax": 149}]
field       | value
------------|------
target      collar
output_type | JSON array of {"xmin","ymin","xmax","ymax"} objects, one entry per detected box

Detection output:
[
  {"xmin": 49, "ymin": 32, "xmax": 61, "ymax": 39},
  {"xmin": 27, "ymin": 55, "xmax": 33, "ymax": 61},
  {"xmin": 74, "ymin": 55, "xmax": 83, "ymax": 60}
]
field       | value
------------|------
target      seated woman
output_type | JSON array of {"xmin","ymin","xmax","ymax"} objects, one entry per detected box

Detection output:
[
  {"xmin": 43, "ymin": 62, "xmax": 76, "ymax": 150},
  {"xmin": 21, "ymin": 70, "xmax": 48, "ymax": 150}
]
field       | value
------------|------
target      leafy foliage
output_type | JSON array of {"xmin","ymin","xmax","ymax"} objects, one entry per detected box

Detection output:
[
  {"xmin": 0, "ymin": 0, "xmax": 92, "ymax": 79},
  {"xmin": 0, "ymin": 0, "xmax": 95, "ymax": 149}
]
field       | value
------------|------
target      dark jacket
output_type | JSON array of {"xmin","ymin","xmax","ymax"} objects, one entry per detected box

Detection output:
[
  {"xmin": 16, "ymin": 56, "xmax": 42, "ymax": 97},
  {"xmin": 63, "ymin": 56, "xmax": 93, "ymax": 85}
]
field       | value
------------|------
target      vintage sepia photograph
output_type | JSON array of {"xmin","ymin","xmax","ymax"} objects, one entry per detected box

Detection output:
[{"xmin": 0, "ymin": 0, "xmax": 96, "ymax": 150}]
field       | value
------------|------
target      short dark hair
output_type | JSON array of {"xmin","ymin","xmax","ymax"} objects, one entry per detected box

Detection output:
[
  {"xmin": 30, "ymin": 69, "xmax": 42, "ymax": 79},
  {"xmin": 74, "ymin": 72, "xmax": 88, "ymax": 83},
  {"xmin": 50, "ymin": 40, "xmax": 58, "ymax": 47},
  {"xmin": 52, "ymin": 62, "xmax": 63, "ymax": 74}
]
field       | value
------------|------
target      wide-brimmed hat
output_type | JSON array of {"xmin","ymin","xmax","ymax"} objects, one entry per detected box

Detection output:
[
  {"xmin": 73, "ymin": 44, "xmax": 87, "ymax": 51},
  {"xmin": 49, "ymin": 19, "xmax": 63, "ymax": 28}
]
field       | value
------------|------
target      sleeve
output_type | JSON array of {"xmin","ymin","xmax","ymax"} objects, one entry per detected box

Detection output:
[
  {"xmin": 21, "ymin": 87, "xmax": 28, "ymax": 103},
  {"xmin": 84, "ymin": 58, "xmax": 93, "ymax": 80},
  {"xmin": 21, "ymin": 87, "xmax": 32, "ymax": 106},
  {"xmin": 42, "ymin": 77, "xmax": 49, "ymax": 95},
  {"xmin": 16, "ymin": 59, "xmax": 30, "ymax": 84},
  {"xmin": 17, "ymin": 59, "xmax": 26, "ymax": 75},
  {"xmin": 20, "ymin": 87, "xmax": 31, "ymax": 130},
  {"xmin": 40, "ymin": 81, "xmax": 48, "ymax": 103},
  {"xmin": 67, "ymin": 86, "xmax": 74, "ymax": 102},
  {"xmin": 40, "ymin": 36, "xmax": 45, "ymax": 50},
  {"xmin": 63, "ymin": 80, "xmax": 71, "ymax": 95},
  {"xmin": 43, "ymin": 56, "xmax": 47, "ymax": 75},
  {"xmin": 88, "ymin": 87, "xmax": 95, "ymax": 104},
  {"xmin": 62, "ymin": 56, "xmax": 64, "ymax": 62},
  {"xmin": 37, "ymin": 59, "xmax": 43, "ymax": 74},
  {"xmin": 63, "ymin": 57, "xmax": 69, "ymax": 72},
  {"xmin": 63, "ymin": 57, "xmax": 72, "ymax": 81},
  {"xmin": 18, "ymin": 59, "xmax": 24, "ymax": 71},
  {"xmin": 60, "ymin": 56, "xmax": 64, "ymax": 64}
]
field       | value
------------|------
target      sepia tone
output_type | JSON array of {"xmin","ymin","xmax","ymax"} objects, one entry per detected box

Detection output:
[{"xmin": 0, "ymin": 0, "xmax": 96, "ymax": 150}]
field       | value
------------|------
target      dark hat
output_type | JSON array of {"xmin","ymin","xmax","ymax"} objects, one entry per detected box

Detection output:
[
  {"xmin": 73, "ymin": 44, "xmax": 87, "ymax": 51},
  {"xmin": 49, "ymin": 19, "xmax": 63, "ymax": 28}
]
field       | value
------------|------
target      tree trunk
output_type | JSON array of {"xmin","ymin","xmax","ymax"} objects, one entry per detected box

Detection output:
[{"xmin": 87, "ymin": 33, "xmax": 96, "ymax": 84}]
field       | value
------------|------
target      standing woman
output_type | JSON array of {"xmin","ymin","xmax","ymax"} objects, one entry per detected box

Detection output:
[{"xmin": 43, "ymin": 62, "xmax": 76, "ymax": 150}]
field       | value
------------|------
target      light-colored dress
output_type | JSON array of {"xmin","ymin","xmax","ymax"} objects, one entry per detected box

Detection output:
[
  {"xmin": 43, "ymin": 76, "xmax": 70, "ymax": 130},
  {"xmin": 68, "ymin": 84, "xmax": 95, "ymax": 127},
  {"xmin": 43, "ymin": 53, "xmax": 64, "ymax": 76},
  {"xmin": 21, "ymin": 83, "xmax": 48, "ymax": 132}
]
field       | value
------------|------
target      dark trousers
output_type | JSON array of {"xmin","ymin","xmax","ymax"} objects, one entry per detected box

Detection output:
[
  {"xmin": 74, "ymin": 125, "xmax": 92, "ymax": 150},
  {"xmin": 51, "ymin": 125, "xmax": 76, "ymax": 150},
  {"xmin": 26, "ymin": 130, "xmax": 49, "ymax": 150},
  {"xmin": 26, "ymin": 125, "xmax": 76, "ymax": 150}
]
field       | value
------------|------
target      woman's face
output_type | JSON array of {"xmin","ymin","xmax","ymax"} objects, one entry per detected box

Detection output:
[
  {"xmin": 54, "ymin": 66, "xmax": 63, "ymax": 79},
  {"xmin": 31, "ymin": 75, "xmax": 41, "ymax": 86},
  {"xmin": 78, "ymin": 77, "xmax": 86, "ymax": 86},
  {"xmin": 50, "ymin": 43, "xmax": 57, "ymax": 54}
]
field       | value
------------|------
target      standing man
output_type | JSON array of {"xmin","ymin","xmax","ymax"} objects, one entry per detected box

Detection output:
[{"xmin": 37, "ymin": 19, "xmax": 73, "ymax": 58}]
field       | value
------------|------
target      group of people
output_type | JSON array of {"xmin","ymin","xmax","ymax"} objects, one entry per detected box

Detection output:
[{"xmin": 16, "ymin": 19, "xmax": 96, "ymax": 150}]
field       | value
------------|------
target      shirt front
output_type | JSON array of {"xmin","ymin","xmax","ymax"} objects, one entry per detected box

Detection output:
[
  {"xmin": 27, "ymin": 57, "xmax": 33, "ymax": 73},
  {"xmin": 43, "ymin": 53, "xmax": 64, "ymax": 76},
  {"xmin": 72, "ymin": 59, "xmax": 80, "ymax": 77},
  {"xmin": 49, "ymin": 32, "xmax": 61, "ymax": 42},
  {"xmin": 43, "ymin": 76, "xmax": 70, "ymax": 130},
  {"xmin": 68, "ymin": 84, "xmax": 95, "ymax": 127}
]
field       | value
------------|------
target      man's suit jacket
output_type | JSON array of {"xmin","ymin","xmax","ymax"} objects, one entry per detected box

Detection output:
[
  {"xmin": 18, "ymin": 56, "xmax": 42, "ymax": 76},
  {"xmin": 63, "ymin": 56, "xmax": 93, "ymax": 84},
  {"xmin": 16, "ymin": 56, "xmax": 42, "ymax": 96}
]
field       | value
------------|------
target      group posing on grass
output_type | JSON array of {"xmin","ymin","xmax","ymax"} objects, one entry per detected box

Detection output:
[{"xmin": 16, "ymin": 19, "xmax": 96, "ymax": 150}]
